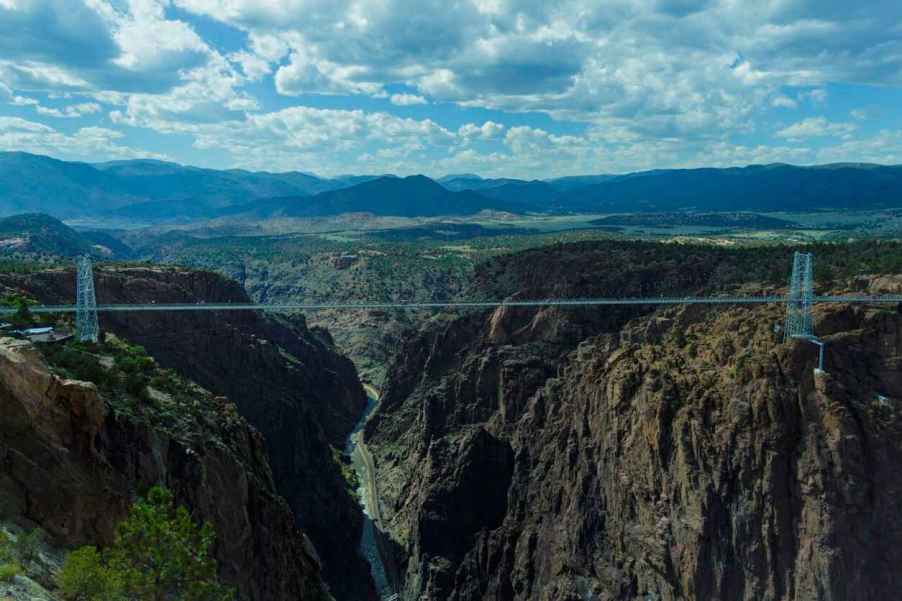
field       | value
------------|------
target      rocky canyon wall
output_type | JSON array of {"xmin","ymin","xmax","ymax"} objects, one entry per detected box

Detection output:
[{"xmin": 365, "ymin": 243, "xmax": 902, "ymax": 601}]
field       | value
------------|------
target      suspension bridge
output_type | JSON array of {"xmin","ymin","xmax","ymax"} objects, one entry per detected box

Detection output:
[
  {"xmin": 3, "ymin": 251, "xmax": 897, "ymax": 371},
  {"xmin": 13, "ymin": 294, "xmax": 902, "ymax": 314}
]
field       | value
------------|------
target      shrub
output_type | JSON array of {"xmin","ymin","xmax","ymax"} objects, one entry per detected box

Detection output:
[
  {"xmin": 41, "ymin": 344, "xmax": 109, "ymax": 387},
  {"xmin": 0, "ymin": 561, "xmax": 21, "ymax": 582},
  {"xmin": 116, "ymin": 354, "xmax": 154, "ymax": 375},
  {"xmin": 0, "ymin": 532, "xmax": 12, "ymax": 563},
  {"xmin": 56, "ymin": 546, "xmax": 121, "ymax": 601}
]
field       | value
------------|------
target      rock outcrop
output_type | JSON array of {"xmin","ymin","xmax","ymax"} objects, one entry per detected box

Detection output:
[
  {"xmin": 365, "ymin": 242, "xmax": 902, "ymax": 600},
  {"xmin": 0, "ymin": 266, "xmax": 375, "ymax": 601},
  {"xmin": 0, "ymin": 337, "xmax": 329, "ymax": 600}
]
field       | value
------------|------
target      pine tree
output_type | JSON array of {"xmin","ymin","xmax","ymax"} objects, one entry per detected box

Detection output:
[{"xmin": 58, "ymin": 486, "xmax": 234, "ymax": 601}]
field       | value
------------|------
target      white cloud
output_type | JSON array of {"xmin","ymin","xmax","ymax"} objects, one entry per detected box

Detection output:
[
  {"xmin": 36, "ymin": 102, "xmax": 101, "ymax": 118},
  {"xmin": 0, "ymin": 116, "xmax": 53, "ymax": 133},
  {"xmin": 390, "ymin": 93, "xmax": 427, "ymax": 106},
  {"xmin": 168, "ymin": 0, "xmax": 902, "ymax": 138},
  {"xmin": 0, "ymin": 82, "xmax": 40, "ymax": 107},
  {"xmin": 458, "ymin": 121, "xmax": 504, "ymax": 140},
  {"xmin": 1, "ymin": 1, "xmax": 901, "ymax": 177},
  {"xmin": 0, "ymin": 116, "xmax": 168, "ymax": 160},
  {"xmin": 814, "ymin": 130, "xmax": 902, "ymax": 165},
  {"xmin": 106, "ymin": 52, "xmax": 259, "ymax": 130},
  {"xmin": 0, "ymin": 0, "xmax": 220, "ymax": 95},
  {"xmin": 274, "ymin": 45, "xmax": 382, "ymax": 96},
  {"xmin": 776, "ymin": 117, "xmax": 856, "ymax": 140},
  {"xmin": 109, "ymin": 104, "xmax": 456, "ymax": 173},
  {"xmin": 772, "ymin": 95, "xmax": 798, "ymax": 109},
  {"xmin": 112, "ymin": 0, "xmax": 210, "ymax": 74},
  {"xmin": 228, "ymin": 50, "xmax": 271, "ymax": 81}
]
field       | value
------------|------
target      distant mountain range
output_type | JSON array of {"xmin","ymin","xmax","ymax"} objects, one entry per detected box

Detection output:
[
  {"xmin": 2, "ymin": 152, "xmax": 902, "ymax": 221},
  {"xmin": 220, "ymin": 175, "xmax": 514, "ymax": 218},
  {"xmin": 554, "ymin": 164, "xmax": 902, "ymax": 213},
  {"xmin": 0, "ymin": 152, "xmax": 379, "ymax": 219}
]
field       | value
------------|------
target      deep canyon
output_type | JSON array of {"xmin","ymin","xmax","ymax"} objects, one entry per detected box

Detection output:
[{"xmin": 2, "ymin": 240, "xmax": 902, "ymax": 601}]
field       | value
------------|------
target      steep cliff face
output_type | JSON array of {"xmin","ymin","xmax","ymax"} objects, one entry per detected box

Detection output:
[
  {"xmin": 366, "ymin": 244, "xmax": 902, "ymax": 600},
  {"xmin": 0, "ymin": 266, "xmax": 375, "ymax": 601},
  {"xmin": 0, "ymin": 337, "xmax": 329, "ymax": 600}
]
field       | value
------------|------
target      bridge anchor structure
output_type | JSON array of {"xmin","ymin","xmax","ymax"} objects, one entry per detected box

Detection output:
[
  {"xmin": 75, "ymin": 255, "xmax": 99, "ymax": 343},
  {"xmin": 784, "ymin": 251, "xmax": 826, "ymax": 374}
]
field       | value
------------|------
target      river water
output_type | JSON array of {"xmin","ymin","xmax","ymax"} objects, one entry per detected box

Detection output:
[{"xmin": 345, "ymin": 392, "xmax": 395, "ymax": 599}]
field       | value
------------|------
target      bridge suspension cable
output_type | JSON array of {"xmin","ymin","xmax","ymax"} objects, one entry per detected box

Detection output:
[
  {"xmin": 3, "ymin": 253, "xmax": 901, "ymax": 322},
  {"xmin": 4, "ymin": 293, "xmax": 902, "ymax": 316}
]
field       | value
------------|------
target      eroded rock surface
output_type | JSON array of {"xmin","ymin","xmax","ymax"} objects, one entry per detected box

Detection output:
[
  {"xmin": 0, "ymin": 337, "xmax": 329, "ymax": 600},
  {"xmin": 366, "ymin": 244, "xmax": 902, "ymax": 601},
  {"xmin": 1, "ymin": 266, "xmax": 375, "ymax": 601}
]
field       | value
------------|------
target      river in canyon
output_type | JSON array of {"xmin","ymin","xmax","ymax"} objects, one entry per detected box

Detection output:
[{"xmin": 345, "ymin": 387, "xmax": 396, "ymax": 599}]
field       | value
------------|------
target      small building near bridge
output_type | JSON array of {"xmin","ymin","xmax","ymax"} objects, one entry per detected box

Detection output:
[{"xmin": 12, "ymin": 326, "xmax": 73, "ymax": 344}]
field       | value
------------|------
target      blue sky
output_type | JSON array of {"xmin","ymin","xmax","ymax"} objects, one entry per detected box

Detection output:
[{"xmin": 1, "ymin": 0, "xmax": 901, "ymax": 178}]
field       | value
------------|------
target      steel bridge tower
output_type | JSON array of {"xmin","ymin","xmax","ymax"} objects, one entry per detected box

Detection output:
[
  {"xmin": 784, "ymin": 251, "xmax": 814, "ymax": 341},
  {"xmin": 784, "ymin": 251, "xmax": 825, "ymax": 372},
  {"xmin": 75, "ymin": 255, "xmax": 99, "ymax": 343}
]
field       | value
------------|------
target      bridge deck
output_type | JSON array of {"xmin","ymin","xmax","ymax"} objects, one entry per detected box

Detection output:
[{"xmin": 3, "ymin": 295, "xmax": 902, "ymax": 315}]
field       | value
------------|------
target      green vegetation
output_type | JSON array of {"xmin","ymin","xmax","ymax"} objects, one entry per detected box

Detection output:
[
  {"xmin": 38, "ymin": 336, "xmax": 245, "ymax": 449},
  {"xmin": 0, "ymin": 257, "xmax": 59, "ymax": 274},
  {"xmin": 57, "ymin": 486, "xmax": 233, "ymax": 601},
  {"xmin": 0, "ymin": 531, "xmax": 21, "ymax": 583},
  {"xmin": 56, "ymin": 546, "xmax": 115, "ymax": 600},
  {"xmin": 0, "ymin": 560, "xmax": 21, "ymax": 583},
  {"xmin": 332, "ymin": 447, "xmax": 360, "ymax": 499},
  {"xmin": 0, "ymin": 527, "xmax": 47, "ymax": 585},
  {"xmin": 40, "ymin": 340, "xmax": 113, "ymax": 387},
  {"xmin": 592, "ymin": 212, "xmax": 799, "ymax": 230},
  {"xmin": 0, "ymin": 293, "xmax": 40, "ymax": 326}
]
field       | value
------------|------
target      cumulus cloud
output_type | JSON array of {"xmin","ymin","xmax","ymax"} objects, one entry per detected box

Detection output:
[
  {"xmin": 772, "ymin": 95, "xmax": 798, "ymax": 109},
  {"xmin": 111, "ymin": 0, "xmax": 210, "ymax": 76},
  {"xmin": 0, "ymin": 82, "xmax": 39, "ymax": 107},
  {"xmin": 0, "ymin": 116, "xmax": 53, "ymax": 133},
  {"xmin": 776, "ymin": 117, "xmax": 856, "ymax": 140},
  {"xmin": 390, "ymin": 93, "xmax": 427, "ymax": 106},
  {"xmin": 274, "ymin": 45, "xmax": 383, "ymax": 96},
  {"xmin": 458, "ymin": 121, "xmax": 504, "ymax": 140},
  {"xmin": 0, "ymin": 0, "xmax": 219, "ymax": 94},
  {"xmin": 815, "ymin": 130, "xmax": 902, "ymax": 165},
  {"xmin": 168, "ymin": 0, "xmax": 902, "ymax": 129},
  {"xmin": 0, "ymin": 116, "xmax": 168, "ymax": 160},
  {"xmin": 0, "ymin": 0, "xmax": 119, "ymax": 72},
  {"xmin": 107, "ymin": 105, "xmax": 456, "ymax": 173},
  {"xmin": 228, "ymin": 50, "xmax": 272, "ymax": 81},
  {"xmin": 1, "ymin": 1, "xmax": 901, "ymax": 175},
  {"xmin": 36, "ymin": 102, "xmax": 102, "ymax": 118}
]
